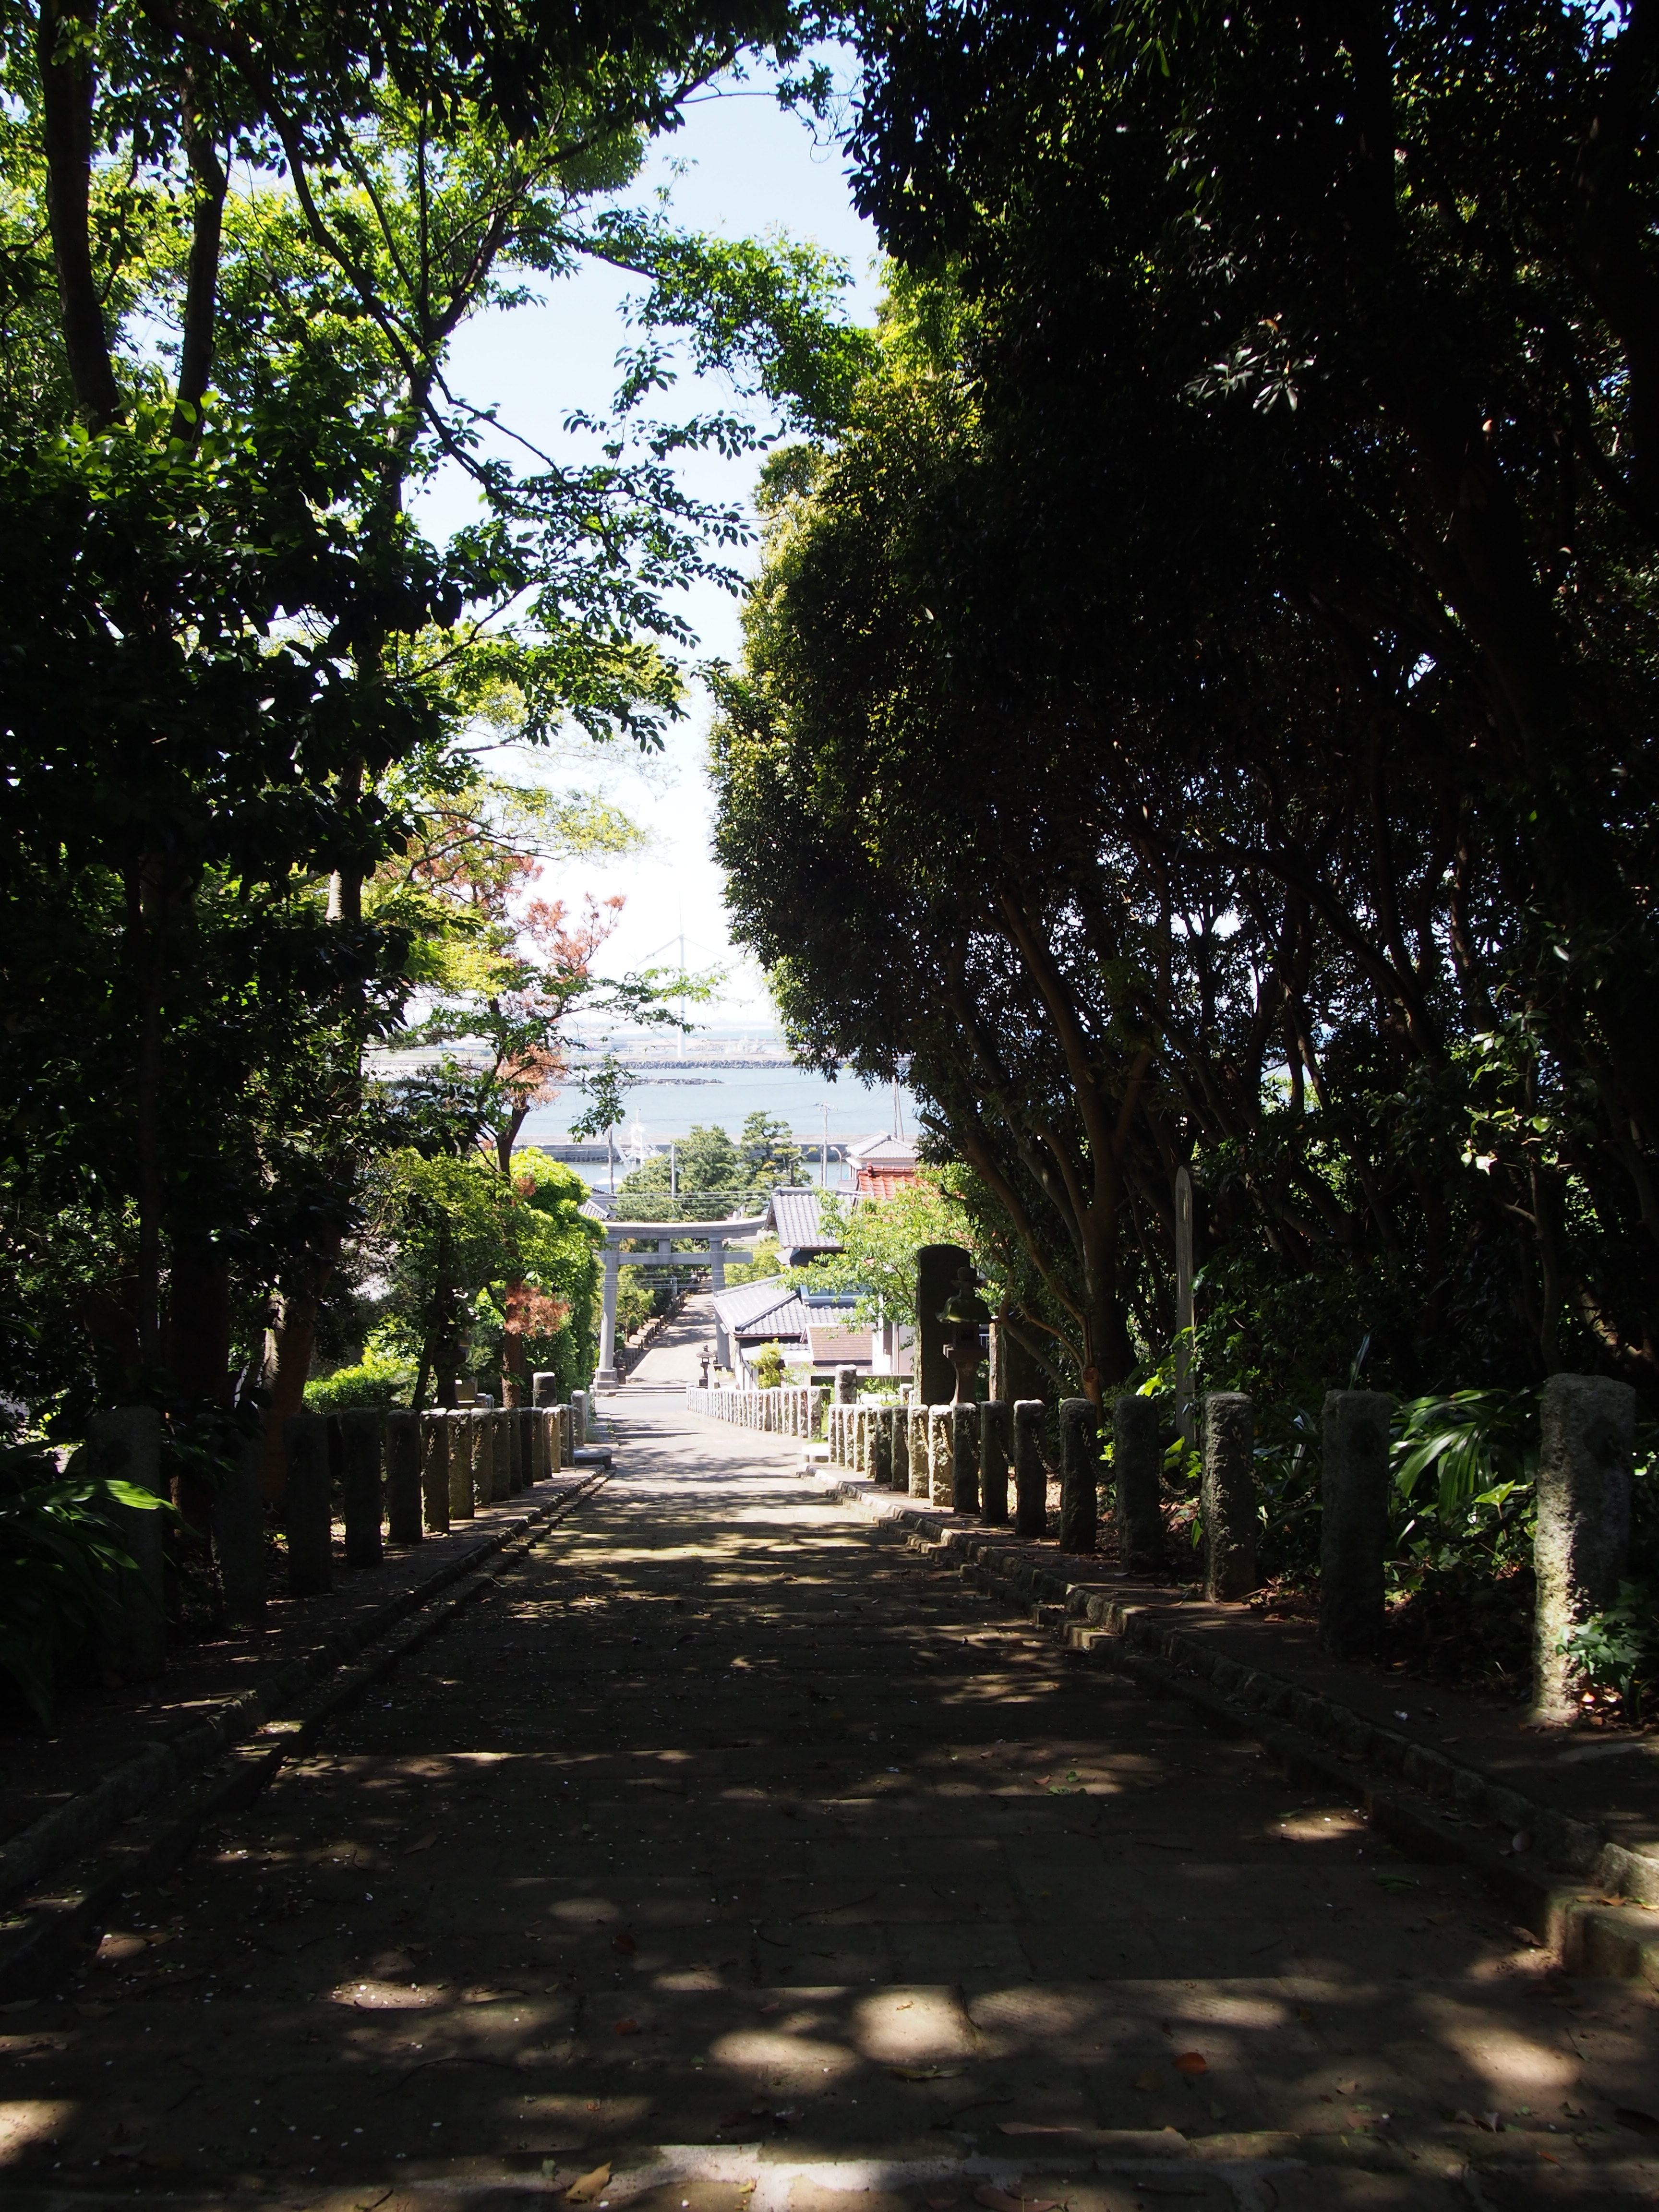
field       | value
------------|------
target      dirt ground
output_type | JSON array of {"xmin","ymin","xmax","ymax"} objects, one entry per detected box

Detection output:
[{"xmin": 2, "ymin": 1397, "xmax": 1656, "ymax": 2212}]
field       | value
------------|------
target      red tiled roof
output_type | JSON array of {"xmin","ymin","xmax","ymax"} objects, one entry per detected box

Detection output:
[{"xmin": 854, "ymin": 1166, "xmax": 920, "ymax": 1198}]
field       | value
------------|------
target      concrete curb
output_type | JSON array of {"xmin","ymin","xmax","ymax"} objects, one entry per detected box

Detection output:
[
  {"xmin": 824, "ymin": 1476, "xmax": 1659, "ymax": 1991},
  {"xmin": 0, "ymin": 1474, "xmax": 608, "ymax": 1996}
]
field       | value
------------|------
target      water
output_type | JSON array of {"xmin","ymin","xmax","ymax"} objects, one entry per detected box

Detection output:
[{"xmin": 518, "ymin": 1058, "xmax": 913, "ymax": 1160}]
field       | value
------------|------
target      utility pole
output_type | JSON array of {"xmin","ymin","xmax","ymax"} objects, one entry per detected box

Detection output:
[{"xmin": 670, "ymin": 1140, "xmax": 677, "ymax": 1200}]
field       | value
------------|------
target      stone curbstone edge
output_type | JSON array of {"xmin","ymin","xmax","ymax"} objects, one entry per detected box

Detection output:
[
  {"xmin": 0, "ymin": 1472, "xmax": 610, "ymax": 1999},
  {"xmin": 822, "ymin": 1476, "xmax": 1659, "ymax": 1992}
]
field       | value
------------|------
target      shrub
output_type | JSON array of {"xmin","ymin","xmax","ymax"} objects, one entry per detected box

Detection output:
[
  {"xmin": 0, "ymin": 1439, "xmax": 171, "ymax": 1722},
  {"xmin": 303, "ymin": 1343, "xmax": 413, "ymax": 1413}
]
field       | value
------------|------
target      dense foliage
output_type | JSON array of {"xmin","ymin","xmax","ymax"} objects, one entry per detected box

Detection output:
[
  {"xmin": 0, "ymin": 0, "xmax": 867, "ymax": 1469},
  {"xmin": 714, "ymin": 0, "xmax": 1659, "ymax": 1421}
]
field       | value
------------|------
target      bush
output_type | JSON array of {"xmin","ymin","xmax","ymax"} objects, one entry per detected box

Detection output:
[
  {"xmin": 1559, "ymin": 1582, "xmax": 1659, "ymax": 1721},
  {"xmin": 303, "ymin": 1344, "xmax": 413, "ymax": 1413},
  {"xmin": 754, "ymin": 1340, "xmax": 785, "ymax": 1391},
  {"xmin": 0, "ymin": 1438, "xmax": 171, "ymax": 1722}
]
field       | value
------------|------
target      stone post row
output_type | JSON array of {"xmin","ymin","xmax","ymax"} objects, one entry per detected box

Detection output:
[
  {"xmin": 1532, "ymin": 1373, "xmax": 1635, "ymax": 1723},
  {"xmin": 1058, "ymin": 1398, "xmax": 1099, "ymax": 1553},
  {"xmin": 979, "ymin": 1400, "xmax": 1010, "ymax": 1525},
  {"xmin": 1112, "ymin": 1393, "xmax": 1164, "ymax": 1574},
  {"xmin": 908, "ymin": 1404, "xmax": 930, "ymax": 1499},
  {"xmin": 1012, "ymin": 1400, "xmax": 1046, "ymax": 1536},
  {"xmin": 386, "ymin": 1409, "xmax": 423, "ymax": 1543},
  {"xmin": 1204, "ymin": 1392, "xmax": 1258, "ymax": 1604}
]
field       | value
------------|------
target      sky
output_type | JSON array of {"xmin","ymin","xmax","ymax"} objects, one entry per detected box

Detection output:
[{"xmin": 419, "ymin": 61, "xmax": 884, "ymax": 1036}]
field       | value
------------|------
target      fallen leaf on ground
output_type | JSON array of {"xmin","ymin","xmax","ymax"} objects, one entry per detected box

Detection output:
[
  {"xmin": 895, "ymin": 1999, "xmax": 914, "ymax": 2010},
  {"xmin": 613, "ymin": 1933, "xmax": 637, "ymax": 1955},
  {"xmin": 1479, "ymin": 2112, "xmax": 1504, "ymax": 2132},
  {"xmin": 1133, "ymin": 2069, "xmax": 1163, "ymax": 2093},
  {"xmin": 1173, "ymin": 2052, "xmax": 1206, "ymax": 2077},
  {"xmin": 402, "ymin": 1833, "xmax": 438, "ymax": 1856},
  {"xmin": 613, "ymin": 2018, "xmax": 641, "ymax": 2036},
  {"xmin": 890, "ymin": 2065, "xmax": 962, "ymax": 2081},
  {"xmin": 565, "ymin": 2163, "xmax": 612, "ymax": 2203}
]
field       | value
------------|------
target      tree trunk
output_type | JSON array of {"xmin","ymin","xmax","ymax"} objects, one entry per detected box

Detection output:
[
  {"xmin": 129, "ymin": 856, "xmax": 168, "ymax": 1372},
  {"xmin": 166, "ymin": 1233, "xmax": 231, "ymax": 1404},
  {"xmin": 257, "ymin": 1243, "xmax": 336, "ymax": 1499},
  {"xmin": 502, "ymin": 1282, "xmax": 529, "ymax": 1405},
  {"xmin": 37, "ymin": 0, "xmax": 123, "ymax": 428}
]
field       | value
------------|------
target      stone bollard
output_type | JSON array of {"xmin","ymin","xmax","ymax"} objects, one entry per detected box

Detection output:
[
  {"xmin": 532, "ymin": 1370, "xmax": 558, "ymax": 1408},
  {"xmin": 925, "ymin": 1407, "xmax": 951, "ymax": 1507},
  {"xmin": 1113, "ymin": 1393, "xmax": 1166, "ymax": 1575},
  {"xmin": 419, "ymin": 1412, "xmax": 452, "ymax": 1534},
  {"xmin": 1013, "ymin": 1400, "xmax": 1047, "ymax": 1536},
  {"xmin": 212, "ymin": 1424, "xmax": 266, "ymax": 1630},
  {"xmin": 1532, "ymin": 1373, "xmax": 1636, "ymax": 1723},
  {"xmin": 1202, "ymin": 1393, "xmax": 1258, "ymax": 1602},
  {"xmin": 950, "ymin": 1403, "xmax": 980, "ymax": 1513},
  {"xmin": 88, "ymin": 1406, "xmax": 168, "ymax": 1677},
  {"xmin": 1058, "ymin": 1398, "xmax": 1100, "ymax": 1553},
  {"xmin": 545, "ymin": 1407, "xmax": 563, "ymax": 1476},
  {"xmin": 979, "ymin": 1401, "xmax": 1010, "ymax": 1525},
  {"xmin": 283, "ymin": 1413, "xmax": 334, "ymax": 1596},
  {"xmin": 385, "ymin": 1410, "xmax": 423, "ymax": 1544},
  {"xmin": 1318, "ymin": 1390, "xmax": 1390, "ymax": 1649},
  {"xmin": 489, "ymin": 1410, "xmax": 510, "ymax": 1503},
  {"xmin": 571, "ymin": 1391, "xmax": 588, "ymax": 1448},
  {"xmin": 466, "ymin": 1409, "xmax": 491, "ymax": 1512},
  {"xmin": 336, "ymin": 1409, "xmax": 385, "ymax": 1568},
  {"xmin": 557, "ymin": 1404, "xmax": 573, "ymax": 1466},
  {"xmin": 446, "ymin": 1411, "xmax": 475, "ymax": 1521},
  {"xmin": 893, "ymin": 1403, "xmax": 911, "ymax": 1491},
  {"xmin": 872, "ymin": 1407, "xmax": 895, "ymax": 1488},
  {"xmin": 907, "ymin": 1405, "xmax": 929, "ymax": 1498}
]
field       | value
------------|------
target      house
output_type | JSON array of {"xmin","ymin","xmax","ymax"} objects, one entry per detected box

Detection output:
[
  {"xmin": 708, "ymin": 1276, "xmax": 876, "ymax": 1385},
  {"xmin": 709, "ymin": 1277, "xmax": 811, "ymax": 1383},
  {"xmin": 761, "ymin": 1185, "xmax": 856, "ymax": 1265},
  {"xmin": 847, "ymin": 1133, "xmax": 921, "ymax": 1198}
]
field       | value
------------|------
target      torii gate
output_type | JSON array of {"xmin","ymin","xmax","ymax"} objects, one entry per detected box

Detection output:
[{"xmin": 594, "ymin": 1214, "xmax": 766, "ymax": 1385}]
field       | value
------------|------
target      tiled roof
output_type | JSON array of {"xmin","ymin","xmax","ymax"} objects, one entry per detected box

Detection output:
[
  {"xmin": 764, "ymin": 1187, "xmax": 850, "ymax": 1254},
  {"xmin": 710, "ymin": 1276, "xmax": 803, "ymax": 1333},
  {"xmin": 732, "ymin": 1295, "xmax": 812, "ymax": 1345},
  {"xmin": 855, "ymin": 1167, "xmax": 919, "ymax": 1198},
  {"xmin": 846, "ymin": 1134, "xmax": 920, "ymax": 1166}
]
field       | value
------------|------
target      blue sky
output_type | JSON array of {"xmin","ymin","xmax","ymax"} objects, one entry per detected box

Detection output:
[{"xmin": 422, "ymin": 64, "xmax": 883, "ymax": 1032}]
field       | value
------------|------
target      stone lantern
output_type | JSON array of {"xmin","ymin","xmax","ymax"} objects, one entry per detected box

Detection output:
[{"xmin": 939, "ymin": 1266, "xmax": 992, "ymax": 1403}]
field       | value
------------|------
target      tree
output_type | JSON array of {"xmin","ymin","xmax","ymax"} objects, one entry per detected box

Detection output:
[
  {"xmin": 711, "ymin": 4, "xmax": 1659, "ymax": 1404},
  {"xmin": 789, "ymin": 1170, "xmax": 980, "ymax": 1331},
  {"xmin": 0, "ymin": 0, "xmax": 874, "ymax": 1455}
]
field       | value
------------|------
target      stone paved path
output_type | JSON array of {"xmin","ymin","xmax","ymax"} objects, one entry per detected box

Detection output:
[{"xmin": 4, "ymin": 1402, "xmax": 1657, "ymax": 2212}]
